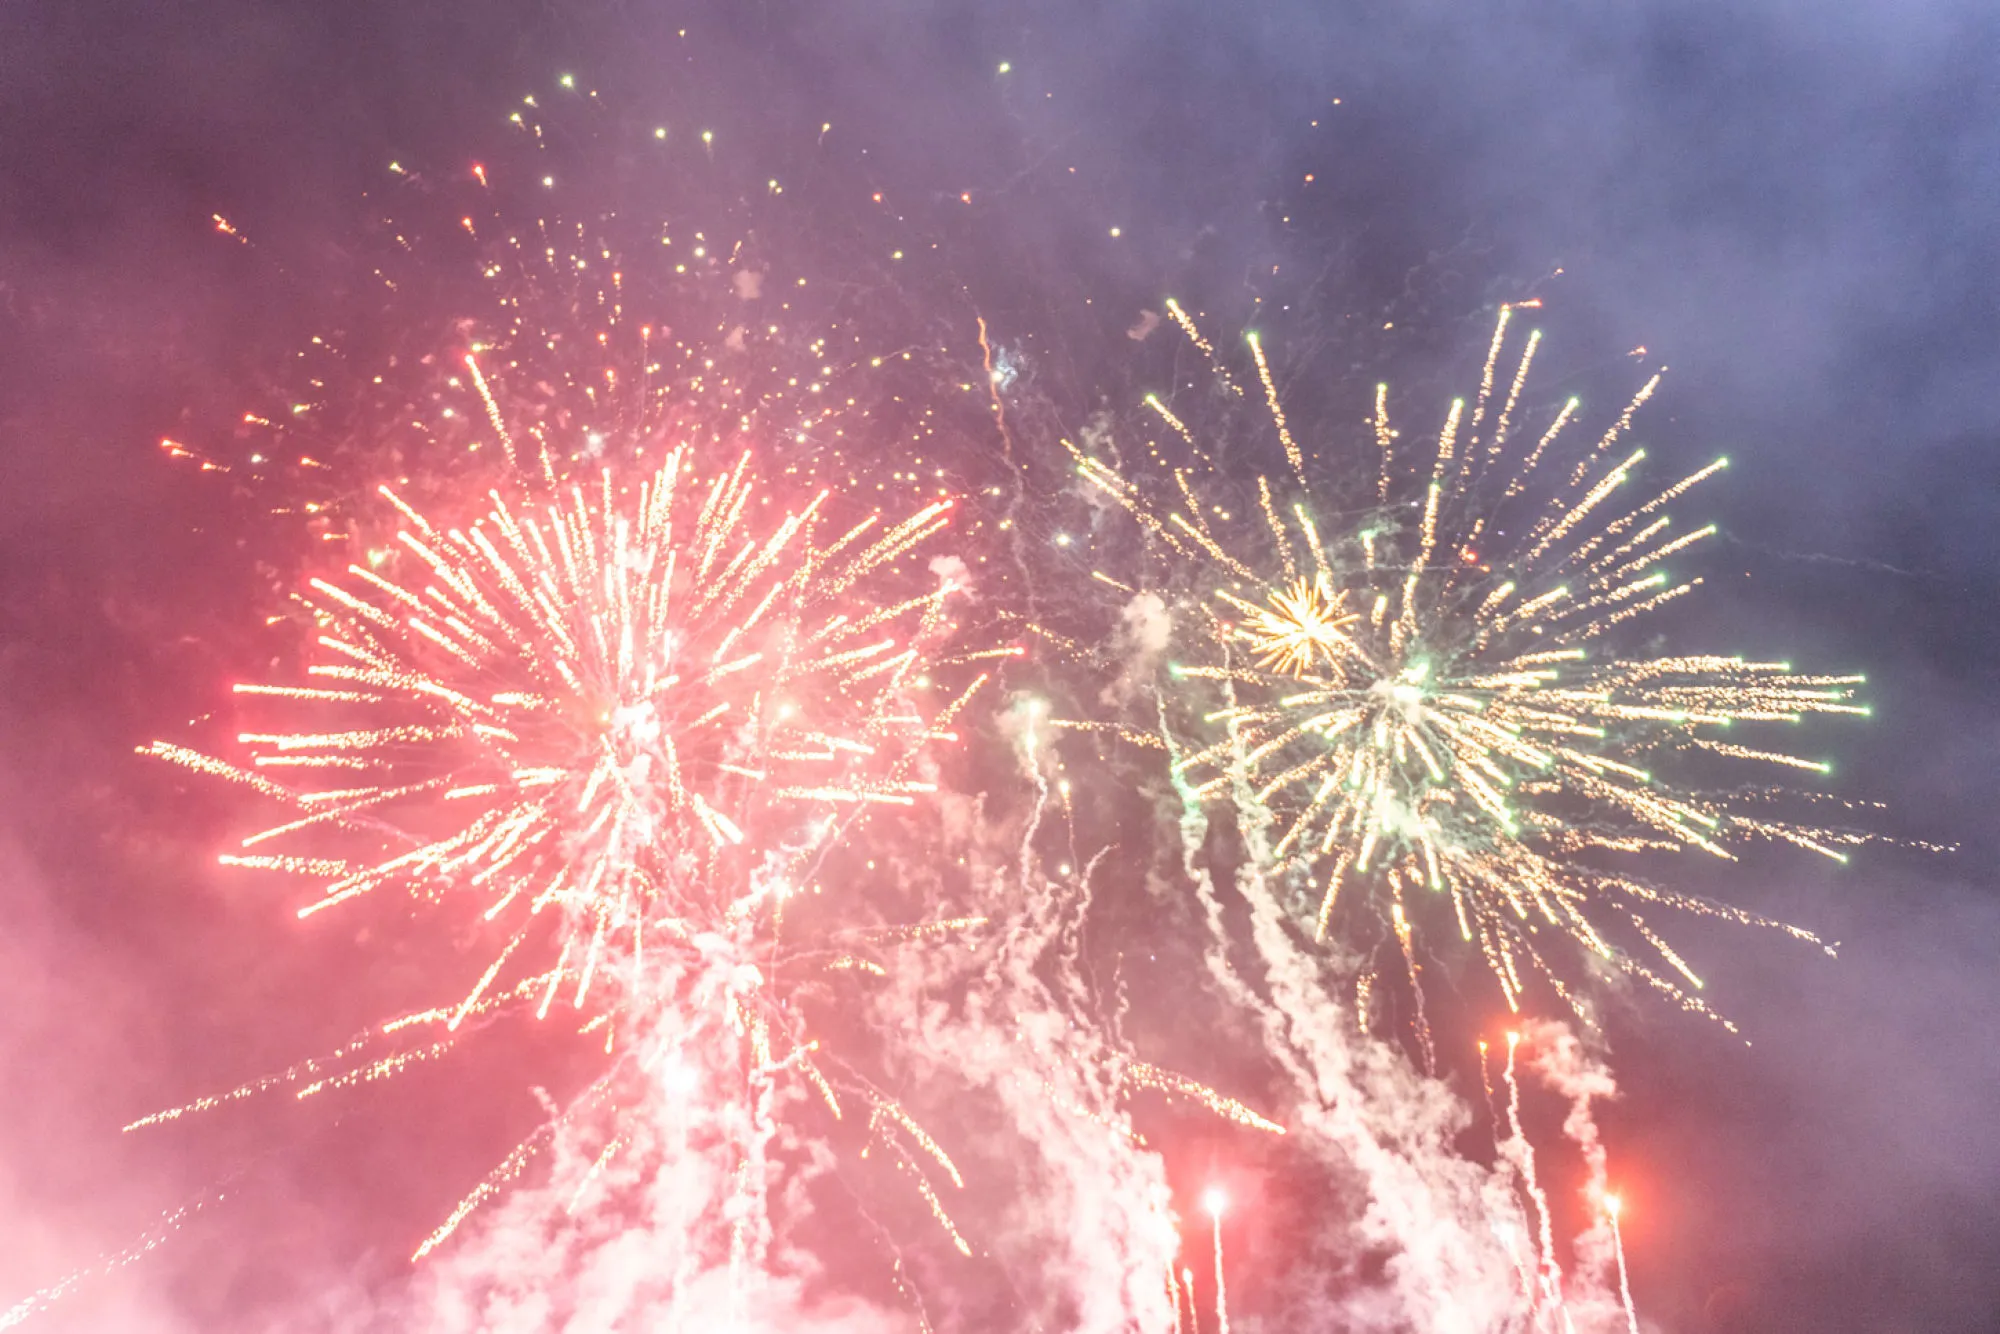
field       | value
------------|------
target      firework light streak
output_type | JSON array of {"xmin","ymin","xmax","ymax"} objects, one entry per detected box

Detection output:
[
  {"xmin": 99, "ymin": 85, "xmax": 1042, "ymax": 1313},
  {"xmin": 1202, "ymin": 1188, "xmax": 1230, "ymax": 1334},
  {"xmin": 1165, "ymin": 723, "xmax": 1553, "ymax": 1330},
  {"xmin": 20, "ymin": 63, "xmax": 1876, "ymax": 1319},
  {"xmin": 1607, "ymin": 1195, "xmax": 1639, "ymax": 1334},
  {"xmin": 1073, "ymin": 302, "xmax": 1873, "ymax": 1037},
  {"xmin": 135, "ymin": 435, "xmax": 1003, "ymax": 1307}
]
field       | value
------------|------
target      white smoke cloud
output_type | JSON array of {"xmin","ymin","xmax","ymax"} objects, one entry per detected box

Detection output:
[
  {"xmin": 1101, "ymin": 591, "xmax": 1173, "ymax": 708},
  {"xmin": 927, "ymin": 553, "xmax": 973, "ymax": 602},
  {"xmin": 875, "ymin": 730, "xmax": 1185, "ymax": 1332},
  {"xmin": 397, "ymin": 982, "xmax": 921, "ymax": 1334}
]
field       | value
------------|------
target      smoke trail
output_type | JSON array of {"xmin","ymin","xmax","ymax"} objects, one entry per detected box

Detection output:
[
  {"xmin": 878, "ymin": 697, "xmax": 1186, "ymax": 1332},
  {"xmin": 1179, "ymin": 805, "xmax": 1528, "ymax": 1328},
  {"xmin": 400, "ymin": 956, "xmax": 919, "ymax": 1334},
  {"xmin": 1521, "ymin": 1019, "xmax": 1631, "ymax": 1334},
  {"xmin": 1165, "ymin": 662, "xmax": 1635, "ymax": 1332}
]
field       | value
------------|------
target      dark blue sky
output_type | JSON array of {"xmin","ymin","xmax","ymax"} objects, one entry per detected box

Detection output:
[{"xmin": 2, "ymin": 2, "xmax": 1996, "ymax": 1329}]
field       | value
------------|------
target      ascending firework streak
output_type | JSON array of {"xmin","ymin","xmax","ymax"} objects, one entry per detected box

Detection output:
[
  {"xmin": 1073, "ymin": 301, "xmax": 1871, "ymax": 1033},
  {"xmin": 141, "ymin": 444, "xmax": 1002, "ymax": 1263},
  {"xmin": 1203, "ymin": 1188, "xmax": 1231, "ymax": 1334}
]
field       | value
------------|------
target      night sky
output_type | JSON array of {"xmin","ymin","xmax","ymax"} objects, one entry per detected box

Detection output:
[{"xmin": 3, "ymin": 2, "xmax": 1998, "ymax": 1330}]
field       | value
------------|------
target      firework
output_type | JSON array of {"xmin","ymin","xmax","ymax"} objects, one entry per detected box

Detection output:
[
  {"xmin": 866, "ymin": 698, "xmax": 1285, "ymax": 1332},
  {"xmin": 139, "ymin": 436, "xmax": 1005, "ymax": 1267},
  {"xmin": 1073, "ymin": 302, "xmax": 1871, "ymax": 1033},
  {"xmin": 110, "ymin": 77, "xmax": 1043, "ymax": 1298},
  {"xmin": 150, "ymin": 446, "xmax": 961, "ymax": 1009}
]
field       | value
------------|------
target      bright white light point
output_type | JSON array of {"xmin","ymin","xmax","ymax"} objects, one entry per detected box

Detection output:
[
  {"xmin": 1054, "ymin": 533, "xmax": 1072, "ymax": 547},
  {"xmin": 1604, "ymin": 1194, "xmax": 1623, "ymax": 1218},
  {"xmin": 559, "ymin": 74, "xmax": 575, "ymax": 88},
  {"xmin": 542, "ymin": 176, "xmax": 554, "ymax": 188},
  {"xmin": 701, "ymin": 130, "xmax": 714, "ymax": 144},
  {"xmin": 1109, "ymin": 226, "xmax": 1123, "ymax": 238},
  {"xmin": 997, "ymin": 61, "xmax": 1012, "ymax": 73},
  {"xmin": 1202, "ymin": 1187, "xmax": 1228, "ymax": 1217},
  {"xmin": 654, "ymin": 127, "xmax": 667, "ymax": 139}
]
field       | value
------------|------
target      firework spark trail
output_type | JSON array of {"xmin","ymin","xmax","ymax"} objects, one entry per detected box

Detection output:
[
  {"xmin": 1495, "ymin": 1032, "xmax": 1569, "ymax": 1320},
  {"xmin": 0, "ymin": 1191, "xmax": 228, "ymax": 1331},
  {"xmin": 1077, "ymin": 303, "xmax": 1873, "ymax": 1031},
  {"xmin": 129, "ymin": 423, "xmax": 998, "ymax": 1309},
  {"xmin": 1606, "ymin": 1197, "xmax": 1639, "ymax": 1334},
  {"xmin": 1171, "ymin": 736, "xmax": 1643, "ymax": 1330}
]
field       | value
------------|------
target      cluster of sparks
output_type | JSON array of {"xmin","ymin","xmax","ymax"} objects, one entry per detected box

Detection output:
[
  {"xmin": 141, "ymin": 437, "xmax": 1013, "ymax": 1260},
  {"xmin": 126, "ymin": 104, "xmax": 1292, "ymax": 1305},
  {"xmin": 1075, "ymin": 299, "xmax": 1871, "ymax": 1042},
  {"xmin": 42, "ymin": 78, "xmax": 1887, "ymax": 1329},
  {"xmin": 151, "ymin": 448, "xmax": 964, "ymax": 1022}
]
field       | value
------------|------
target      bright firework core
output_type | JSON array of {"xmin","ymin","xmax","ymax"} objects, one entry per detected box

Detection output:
[{"xmin": 151, "ymin": 448, "xmax": 964, "ymax": 1028}]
